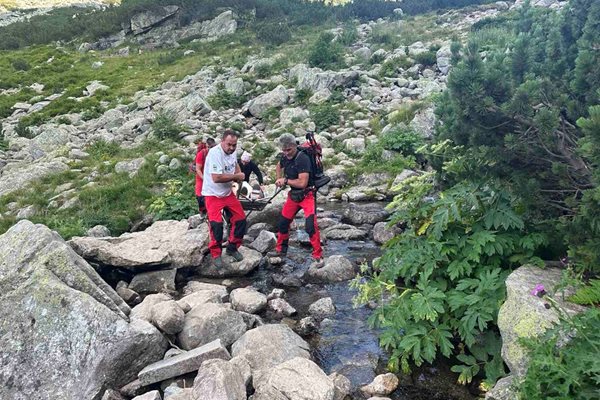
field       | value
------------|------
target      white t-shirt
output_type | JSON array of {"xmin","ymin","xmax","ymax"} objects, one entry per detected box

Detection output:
[{"xmin": 202, "ymin": 145, "xmax": 237, "ymax": 197}]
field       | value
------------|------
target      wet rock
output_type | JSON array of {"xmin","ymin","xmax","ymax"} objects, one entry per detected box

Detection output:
[
  {"xmin": 151, "ymin": 300, "xmax": 185, "ymax": 334},
  {"xmin": 230, "ymin": 287, "xmax": 268, "ymax": 314},
  {"xmin": 268, "ymin": 298, "xmax": 297, "ymax": 317},
  {"xmin": 178, "ymin": 303, "xmax": 247, "ymax": 350},
  {"xmin": 360, "ymin": 373, "xmax": 399, "ymax": 396},
  {"xmin": 198, "ymin": 246, "xmax": 261, "ymax": 277},
  {"xmin": 138, "ymin": 339, "xmax": 230, "ymax": 386},
  {"xmin": 231, "ymin": 324, "xmax": 310, "ymax": 381},
  {"xmin": 131, "ymin": 293, "xmax": 172, "ymax": 322},
  {"xmin": 69, "ymin": 220, "xmax": 209, "ymax": 270},
  {"xmin": 129, "ymin": 269, "xmax": 177, "ymax": 294},
  {"xmin": 306, "ymin": 255, "xmax": 355, "ymax": 283},
  {"xmin": 309, "ymin": 297, "xmax": 336, "ymax": 320},
  {"xmin": 330, "ymin": 372, "xmax": 352, "ymax": 400},
  {"xmin": 342, "ymin": 203, "xmax": 390, "ymax": 225},
  {"xmin": 250, "ymin": 230, "xmax": 277, "ymax": 253},
  {"xmin": 252, "ymin": 357, "xmax": 335, "ymax": 400},
  {"xmin": 192, "ymin": 359, "xmax": 246, "ymax": 400},
  {"xmin": 322, "ymin": 224, "xmax": 368, "ymax": 241},
  {"xmin": 132, "ymin": 390, "xmax": 162, "ymax": 400},
  {"xmin": 0, "ymin": 220, "xmax": 168, "ymax": 400},
  {"xmin": 296, "ymin": 316, "xmax": 319, "ymax": 336}
]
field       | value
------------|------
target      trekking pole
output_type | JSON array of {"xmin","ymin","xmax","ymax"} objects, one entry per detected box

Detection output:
[{"xmin": 244, "ymin": 186, "xmax": 285, "ymax": 219}]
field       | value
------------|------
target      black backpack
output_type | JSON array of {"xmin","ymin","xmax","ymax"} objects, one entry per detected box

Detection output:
[{"xmin": 298, "ymin": 131, "xmax": 331, "ymax": 189}]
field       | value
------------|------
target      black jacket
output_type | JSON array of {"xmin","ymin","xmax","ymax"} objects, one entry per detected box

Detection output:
[{"xmin": 238, "ymin": 160, "xmax": 263, "ymax": 185}]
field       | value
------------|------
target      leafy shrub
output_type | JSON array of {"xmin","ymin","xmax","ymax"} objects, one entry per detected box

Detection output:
[
  {"xmin": 337, "ymin": 22, "xmax": 358, "ymax": 46},
  {"xmin": 295, "ymin": 88, "xmax": 313, "ymax": 105},
  {"xmin": 518, "ymin": 307, "xmax": 600, "ymax": 399},
  {"xmin": 148, "ymin": 179, "xmax": 197, "ymax": 220},
  {"xmin": 413, "ymin": 50, "xmax": 437, "ymax": 66},
  {"xmin": 86, "ymin": 139, "xmax": 121, "ymax": 161},
  {"xmin": 152, "ymin": 111, "xmax": 180, "ymax": 140},
  {"xmin": 309, "ymin": 103, "xmax": 340, "ymax": 131},
  {"xmin": 380, "ymin": 126, "xmax": 424, "ymax": 156},
  {"xmin": 353, "ymin": 177, "xmax": 546, "ymax": 385},
  {"xmin": 157, "ymin": 51, "xmax": 183, "ymax": 66},
  {"xmin": 567, "ymin": 279, "xmax": 600, "ymax": 306},
  {"xmin": 308, "ymin": 32, "xmax": 343, "ymax": 69},
  {"xmin": 207, "ymin": 89, "xmax": 246, "ymax": 109},
  {"xmin": 56, "ymin": 116, "xmax": 71, "ymax": 125},
  {"xmin": 15, "ymin": 121, "xmax": 35, "ymax": 139},
  {"xmin": 0, "ymin": 122, "xmax": 7, "ymax": 151},
  {"xmin": 379, "ymin": 56, "xmax": 413, "ymax": 77},
  {"xmin": 255, "ymin": 22, "xmax": 292, "ymax": 46},
  {"xmin": 11, "ymin": 58, "xmax": 30, "ymax": 71},
  {"xmin": 261, "ymin": 107, "xmax": 280, "ymax": 122},
  {"xmin": 388, "ymin": 102, "xmax": 424, "ymax": 125},
  {"xmin": 251, "ymin": 142, "xmax": 277, "ymax": 163}
]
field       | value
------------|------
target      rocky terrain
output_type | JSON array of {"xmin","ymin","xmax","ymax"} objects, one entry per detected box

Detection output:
[{"xmin": 0, "ymin": 1, "xmax": 582, "ymax": 400}]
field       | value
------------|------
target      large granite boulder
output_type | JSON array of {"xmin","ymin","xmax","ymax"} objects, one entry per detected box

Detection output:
[
  {"xmin": 192, "ymin": 358, "xmax": 246, "ymax": 400},
  {"xmin": 130, "ymin": 5, "xmax": 179, "ymax": 35},
  {"xmin": 231, "ymin": 324, "xmax": 310, "ymax": 381},
  {"xmin": 252, "ymin": 357, "xmax": 335, "ymax": 400},
  {"xmin": 69, "ymin": 220, "xmax": 209, "ymax": 270},
  {"xmin": 306, "ymin": 255, "xmax": 356, "ymax": 283},
  {"xmin": 247, "ymin": 85, "xmax": 289, "ymax": 118},
  {"xmin": 0, "ymin": 220, "xmax": 168, "ymax": 400},
  {"xmin": 497, "ymin": 265, "xmax": 585, "ymax": 377},
  {"xmin": 289, "ymin": 64, "xmax": 358, "ymax": 92}
]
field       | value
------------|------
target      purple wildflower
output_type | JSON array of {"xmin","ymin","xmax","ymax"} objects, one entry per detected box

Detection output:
[{"xmin": 531, "ymin": 284, "xmax": 546, "ymax": 297}]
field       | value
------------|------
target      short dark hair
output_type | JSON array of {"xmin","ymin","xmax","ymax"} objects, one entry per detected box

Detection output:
[
  {"xmin": 206, "ymin": 137, "xmax": 216, "ymax": 146},
  {"xmin": 222, "ymin": 129, "xmax": 239, "ymax": 140}
]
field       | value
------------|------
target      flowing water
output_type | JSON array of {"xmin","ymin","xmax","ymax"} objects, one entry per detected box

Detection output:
[{"xmin": 191, "ymin": 202, "xmax": 479, "ymax": 400}]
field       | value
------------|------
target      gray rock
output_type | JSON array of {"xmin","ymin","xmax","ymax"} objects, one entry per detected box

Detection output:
[
  {"xmin": 409, "ymin": 106, "xmax": 436, "ymax": 139},
  {"xmin": 497, "ymin": 266, "xmax": 585, "ymax": 377},
  {"xmin": 225, "ymin": 77, "xmax": 245, "ymax": 97},
  {"xmin": 69, "ymin": 148, "xmax": 90, "ymax": 159},
  {"xmin": 198, "ymin": 10, "xmax": 237, "ymax": 40},
  {"xmin": 390, "ymin": 169, "xmax": 418, "ymax": 190},
  {"xmin": 360, "ymin": 373, "xmax": 399, "ymax": 396},
  {"xmin": 102, "ymin": 388, "xmax": 127, "ymax": 400},
  {"xmin": 322, "ymin": 224, "xmax": 368, "ymax": 241},
  {"xmin": 372, "ymin": 222, "xmax": 400, "ymax": 244},
  {"xmin": 343, "ymin": 137, "xmax": 366, "ymax": 154},
  {"xmin": 252, "ymin": 357, "xmax": 335, "ymax": 400},
  {"xmin": 247, "ymin": 85, "xmax": 289, "ymax": 118},
  {"xmin": 15, "ymin": 205, "xmax": 36, "ymax": 220},
  {"xmin": 151, "ymin": 300, "xmax": 185, "ymax": 334},
  {"xmin": 131, "ymin": 293, "xmax": 173, "ymax": 322},
  {"xmin": 138, "ymin": 339, "xmax": 231, "ymax": 386},
  {"xmin": 0, "ymin": 160, "xmax": 69, "ymax": 197},
  {"xmin": 230, "ymin": 355, "xmax": 253, "ymax": 388},
  {"xmin": 267, "ymin": 288, "xmax": 286, "ymax": 300},
  {"xmin": 485, "ymin": 375, "xmax": 517, "ymax": 400},
  {"xmin": 87, "ymin": 225, "xmax": 111, "ymax": 237},
  {"xmin": 192, "ymin": 359, "xmax": 246, "ymax": 400},
  {"xmin": 199, "ymin": 246, "xmax": 261, "ymax": 277},
  {"xmin": 250, "ymin": 230, "xmax": 276, "ymax": 253},
  {"xmin": 117, "ymin": 286, "xmax": 142, "ymax": 305},
  {"xmin": 168, "ymin": 158, "xmax": 182, "ymax": 170},
  {"xmin": 129, "ymin": 269, "xmax": 177, "ymax": 294},
  {"xmin": 130, "ymin": 5, "xmax": 179, "ymax": 35},
  {"xmin": 69, "ymin": 220, "xmax": 209, "ymax": 270},
  {"xmin": 132, "ymin": 390, "xmax": 162, "ymax": 400},
  {"xmin": 296, "ymin": 316, "xmax": 318, "ymax": 336},
  {"xmin": 436, "ymin": 45, "xmax": 452, "ymax": 75},
  {"xmin": 178, "ymin": 303, "xmax": 247, "ymax": 350},
  {"xmin": 309, "ymin": 88, "xmax": 332, "ymax": 104},
  {"xmin": 290, "ymin": 64, "xmax": 358, "ymax": 92},
  {"xmin": 85, "ymin": 80, "xmax": 110, "ymax": 96},
  {"xmin": 268, "ymin": 298, "xmax": 297, "ymax": 317},
  {"xmin": 354, "ymin": 47, "xmax": 372, "ymax": 59},
  {"xmin": 0, "ymin": 221, "xmax": 167, "ymax": 400},
  {"xmin": 342, "ymin": 203, "xmax": 389, "ymax": 225},
  {"xmin": 308, "ymin": 297, "xmax": 336, "ymax": 320},
  {"xmin": 120, "ymin": 379, "xmax": 146, "ymax": 398},
  {"xmin": 306, "ymin": 255, "xmax": 355, "ymax": 283},
  {"xmin": 230, "ymin": 287, "xmax": 268, "ymax": 314},
  {"xmin": 182, "ymin": 281, "xmax": 228, "ymax": 298},
  {"xmin": 115, "ymin": 157, "xmax": 147, "ymax": 177},
  {"xmin": 330, "ymin": 372, "xmax": 352, "ymax": 400},
  {"xmin": 280, "ymin": 107, "xmax": 309, "ymax": 124},
  {"xmin": 231, "ymin": 324, "xmax": 310, "ymax": 380}
]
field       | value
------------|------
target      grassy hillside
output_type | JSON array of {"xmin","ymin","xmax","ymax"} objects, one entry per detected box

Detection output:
[{"xmin": 0, "ymin": 0, "xmax": 119, "ymax": 9}]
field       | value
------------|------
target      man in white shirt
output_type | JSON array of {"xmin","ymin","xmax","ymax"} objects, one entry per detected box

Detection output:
[{"xmin": 202, "ymin": 129, "xmax": 247, "ymax": 267}]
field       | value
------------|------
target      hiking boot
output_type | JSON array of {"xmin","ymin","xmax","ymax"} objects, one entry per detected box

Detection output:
[
  {"xmin": 226, "ymin": 249, "xmax": 244, "ymax": 262},
  {"xmin": 212, "ymin": 256, "xmax": 224, "ymax": 268},
  {"xmin": 311, "ymin": 257, "xmax": 324, "ymax": 269}
]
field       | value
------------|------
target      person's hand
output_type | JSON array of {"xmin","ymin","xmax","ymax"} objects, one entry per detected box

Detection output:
[
  {"xmin": 234, "ymin": 172, "xmax": 245, "ymax": 182},
  {"xmin": 275, "ymin": 178, "xmax": 286, "ymax": 187}
]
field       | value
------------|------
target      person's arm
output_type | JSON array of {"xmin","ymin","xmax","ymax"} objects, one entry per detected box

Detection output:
[
  {"xmin": 276, "ymin": 153, "xmax": 310, "ymax": 189},
  {"xmin": 196, "ymin": 164, "xmax": 203, "ymax": 180},
  {"xmin": 208, "ymin": 152, "xmax": 244, "ymax": 183},
  {"xmin": 287, "ymin": 172, "xmax": 309, "ymax": 189},
  {"xmin": 212, "ymin": 171, "xmax": 245, "ymax": 183},
  {"xmin": 252, "ymin": 162, "xmax": 264, "ymax": 185}
]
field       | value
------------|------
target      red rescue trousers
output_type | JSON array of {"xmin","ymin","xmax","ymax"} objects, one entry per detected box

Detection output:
[
  {"xmin": 275, "ymin": 190, "xmax": 322, "ymax": 259},
  {"xmin": 205, "ymin": 193, "xmax": 247, "ymax": 258}
]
